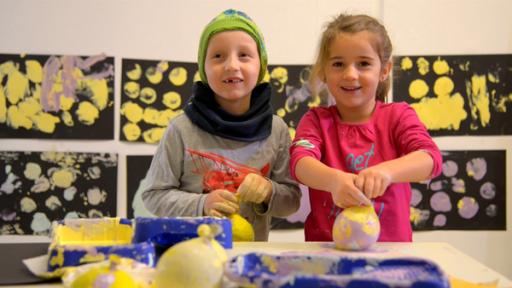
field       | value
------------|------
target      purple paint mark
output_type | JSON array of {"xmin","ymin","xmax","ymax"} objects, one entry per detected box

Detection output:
[
  {"xmin": 479, "ymin": 182, "xmax": 496, "ymax": 200},
  {"xmin": 442, "ymin": 160, "xmax": 458, "ymax": 177},
  {"xmin": 466, "ymin": 157, "xmax": 487, "ymax": 181},
  {"xmin": 429, "ymin": 180, "xmax": 443, "ymax": 191},
  {"xmin": 451, "ymin": 178, "xmax": 465, "ymax": 193},
  {"xmin": 410, "ymin": 188, "xmax": 422, "ymax": 206},
  {"xmin": 458, "ymin": 197, "xmax": 479, "ymax": 219},
  {"xmin": 485, "ymin": 204, "xmax": 497, "ymax": 217},
  {"xmin": 433, "ymin": 214, "xmax": 446, "ymax": 227},
  {"xmin": 430, "ymin": 191, "xmax": 452, "ymax": 212},
  {"xmin": 1, "ymin": 208, "xmax": 16, "ymax": 221}
]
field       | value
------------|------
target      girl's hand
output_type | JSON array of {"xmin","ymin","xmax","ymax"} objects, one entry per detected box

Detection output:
[
  {"xmin": 203, "ymin": 189, "xmax": 240, "ymax": 217},
  {"xmin": 330, "ymin": 170, "xmax": 372, "ymax": 208},
  {"xmin": 355, "ymin": 165, "xmax": 392, "ymax": 200},
  {"xmin": 236, "ymin": 173, "xmax": 273, "ymax": 204}
]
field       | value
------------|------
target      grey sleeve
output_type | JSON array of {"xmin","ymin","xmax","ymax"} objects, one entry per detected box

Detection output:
[
  {"xmin": 141, "ymin": 122, "xmax": 206, "ymax": 217},
  {"xmin": 254, "ymin": 122, "xmax": 301, "ymax": 217}
]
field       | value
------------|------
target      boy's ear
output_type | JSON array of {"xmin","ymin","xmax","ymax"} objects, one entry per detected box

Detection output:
[{"xmin": 380, "ymin": 60, "xmax": 392, "ymax": 81}]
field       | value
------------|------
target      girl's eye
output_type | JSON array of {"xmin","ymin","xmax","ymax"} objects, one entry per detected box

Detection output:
[
  {"xmin": 332, "ymin": 61, "xmax": 343, "ymax": 68},
  {"xmin": 359, "ymin": 61, "xmax": 371, "ymax": 67}
]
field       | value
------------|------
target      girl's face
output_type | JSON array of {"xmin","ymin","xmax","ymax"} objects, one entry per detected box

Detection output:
[
  {"xmin": 324, "ymin": 31, "xmax": 391, "ymax": 122},
  {"xmin": 205, "ymin": 30, "xmax": 260, "ymax": 116}
]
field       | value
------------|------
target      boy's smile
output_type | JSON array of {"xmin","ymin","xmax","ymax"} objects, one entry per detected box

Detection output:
[{"xmin": 205, "ymin": 30, "xmax": 261, "ymax": 116}]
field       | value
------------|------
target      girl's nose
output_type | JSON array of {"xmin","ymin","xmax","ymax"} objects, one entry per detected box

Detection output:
[{"xmin": 342, "ymin": 65, "xmax": 357, "ymax": 80}]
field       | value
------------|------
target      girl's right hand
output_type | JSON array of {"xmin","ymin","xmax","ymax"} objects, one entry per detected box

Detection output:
[
  {"xmin": 203, "ymin": 189, "xmax": 240, "ymax": 217},
  {"xmin": 330, "ymin": 170, "xmax": 372, "ymax": 208}
]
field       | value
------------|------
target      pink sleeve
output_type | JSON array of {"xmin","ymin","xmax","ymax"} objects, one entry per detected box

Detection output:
[
  {"xmin": 289, "ymin": 109, "xmax": 324, "ymax": 180},
  {"xmin": 393, "ymin": 103, "xmax": 443, "ymax": 178}
]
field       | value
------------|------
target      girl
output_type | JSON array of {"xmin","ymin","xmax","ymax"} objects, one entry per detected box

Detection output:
[{"xmin": 290, "ymin": 14, "xmax": 442, "ymax": 242}]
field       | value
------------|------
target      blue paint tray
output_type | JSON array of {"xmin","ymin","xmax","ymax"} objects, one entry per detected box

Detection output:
[{"xmin": 225, "ymin": 253, "xmax": 450, "ymax": 288}]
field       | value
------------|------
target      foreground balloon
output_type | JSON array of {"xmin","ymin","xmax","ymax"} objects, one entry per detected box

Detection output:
[
  {"xmin": 332, "ymin": 205, "xmax": 380, "ymax": 251},
  {"xmin": 155, "ymin": 224, "xmax": 228, "ymax": 288}
]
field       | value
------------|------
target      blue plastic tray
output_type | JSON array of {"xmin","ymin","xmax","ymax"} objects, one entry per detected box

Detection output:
[{"xmin": 225, "ymin": 253, "xmax": 450, "ymax": 288}]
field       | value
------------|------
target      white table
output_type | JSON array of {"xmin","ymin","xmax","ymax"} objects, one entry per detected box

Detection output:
[{"xmin": 4, "ymin": 242, "xmax": 512, "ymax": 287}]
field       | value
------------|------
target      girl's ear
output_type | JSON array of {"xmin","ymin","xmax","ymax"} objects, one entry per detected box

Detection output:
[{"xmin": 380, "ymin": 60, "xmax": 392, "ymax": 81}]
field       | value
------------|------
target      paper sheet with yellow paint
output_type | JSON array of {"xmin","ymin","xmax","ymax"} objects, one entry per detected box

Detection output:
[{"xmin": 0, "ymin": 53, "xmax": 114, "ymax": 139}]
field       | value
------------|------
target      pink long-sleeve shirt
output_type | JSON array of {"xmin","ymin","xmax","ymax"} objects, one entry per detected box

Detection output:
[{"xmin": 290, "ymin": 101, "xmax": 442, "ymax": 242}]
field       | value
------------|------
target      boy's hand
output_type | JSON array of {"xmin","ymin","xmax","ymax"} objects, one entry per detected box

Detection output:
[
  {"xmin": 236, "ymin": 173, "xmax": 272, "ymax": 204},
  {"xmin": 330, "ymin": 170, "xmax": 372, "ymax": 208},
  {"xmin": 355, "ymin": 165, "xmax": 392, "ymax": 200},
  {"xmin": 203, "ymin": 189, "xmax": 240, "ymax": 217}
]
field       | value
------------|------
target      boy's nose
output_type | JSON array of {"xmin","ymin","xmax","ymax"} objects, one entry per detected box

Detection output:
[{"xmin": 225, "ymin": 56, "xmax": 240, "ymax": 71}]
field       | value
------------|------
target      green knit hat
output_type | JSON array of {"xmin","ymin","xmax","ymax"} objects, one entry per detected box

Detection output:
[{"xmin": 197, "ymin": 9, "xmax": 268, "ymax": 84}]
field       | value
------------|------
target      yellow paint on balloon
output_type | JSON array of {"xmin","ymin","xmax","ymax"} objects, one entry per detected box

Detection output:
[
  {"xmin": 193, "ymin": 71, "xmax": 201, "ymax": 83},
  {"xmin": 123, "ymin": 81, "xmax": 140, "ymax": 99},
  {"xmin": 143, "ymin": 127, "xmax": 165, "ymax": 144},
  {"xmin": 469, "ymin": 74, "xmax": 490, "ymax": 127},
  {"xmin": 140, "ymin": 87, "xmax": 157, "ymax": 104},
  {"xmin": 0, "ymin": 86, "xmax": 6, "ymax": 123},
  {"xmin": 126, "ymin": 63, "xmax": 142, "ymax": 80},
  {"xmin": 25, "ymin": 60, "xmax": 43, "ymax": 83},
  {"xmin": 411, "ymin": 92, "xmax": 467, "ymax": 130},
  {"xmin": 276, "ymin": 108, "xmax": 286, "ymax": 118},
  {"xmin": 409, "ymin": 79, "xmax": 429, "ymax": 99},
  {"xmin": 76, "ymin": 101, "xmax": 99, "ymax": 125},
  {"xmin": 6, "ymin": 67, "xmax": 29, "ymax": 105},
  {"xmin": 84, "ymin": 78, "xmax": 109, "ymax": 110},
  {"xmin": 270, "ymin": 67, "xmax": 288, "ymax": 93},
  {"xmin": 24, "ymin": 162, "xmax": 42, "ymax": 180},
  {"xmin": 433, "ymin": 76, "xmax": 454, "ymax": 96},
  {"xmin": 61, "ymin": 111, "xmax": 74, "ymax": 126},
  {"xmin": 18, "ymin": 97, "xmax": 41, "ymax": 117},
  {"xmin": 20, "ymin": 197, "xmax": 37, "ymax": 213},
  {"xmin": 400, "ymin": 57, "xmax": 413, "ymax": 70},
  {"xmin": 122, "ymin": 122, "xmax": 141, "ymax": 141},
  {"xmin": 169, "ymin": 67, "xmax": 188, "ymax": 86},
  {"xmin": 162, "ymin": 91, "xmax": 181, "ymax": 109},
  {"xmin": 121, "ymin": 101, "xmax": 143, "ymax": 123},
  {"xmin": 416, "ymin": 57, "xmax": 430, "ymax": 76},
  {"xmin": 59, "ymin": 94, "xmax": 75, "ymax": 111},
  {"xmin": 288, "ymin": 127, "xmax": 295, "ymax": 140},
  {"xmin": 7, "ymin": 105, "xmax": 33, "ymax": 129},
  {"xmin": 143, "ymin": 107, "xmax": 159, "ymax": 125},
  {"xmin": 51, "ymin": 168, "xmax": 75, "ymax": 188},
  {"xmin": 433, "ymin": 58, "xmax": 450, "ymax": 75},
  {"xmin": 145, "ymin": 66, "xmax": 163, "ymax": 84},
  {"xmin": 33, "ymin": 112, "xmax": 60, "ymax": 133}
]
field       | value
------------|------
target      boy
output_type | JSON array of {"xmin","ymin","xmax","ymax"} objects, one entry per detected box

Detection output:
[{"xmin": 142, "ymin": 9, "xmax": 301, "ymax": 241}]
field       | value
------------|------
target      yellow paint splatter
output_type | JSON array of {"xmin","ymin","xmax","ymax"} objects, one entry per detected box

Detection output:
[
  {"xmin": 143, "ymin": 107, "xmax": 159, "ymax": 124},
  {"xmin": 276, "ymin": 108, "xmax": 286, "ymax": 118},
  {"xmin": 416, "ymin": 57, "xmax": 430, "ymax": 76},
  {"xmin": 0, "ymin": 86, "xmax": 6, "ymax": 123},
  {"xmin": 24, "ymin": 162, "xmax": 42, "ymax": 180},
  {"xmin": 143, "ymin": 127, "xmax": 165, "ymax": 143},
  {"xmin": 33, "ymin": 112, "xmax": 60, "ymax": 133},
  {"xmin": 51, "ymin": 168, "xmax": 75, "ymax": 188},
  {"xmin": 121, "ymin": 101, "xmax": 143, "ymax": 123},
  {"xmin": 162, "ymin": 91, "xmax": 181, "ymax": 109},
  {"xmin": 468, "ymin": 74, "xmax": 490, "ymax": 128},
  {"xmin": 7, "ymin": 105, "xmax": 33, "ymax": 129},
  {"xmin": 433, "ymin": 58, "xmax": 450, "ymax": 75},
  {"xmin": 270, "ymin": 67, "xmax": 288, "ymax": 93},
  {"xmin": 61, "ymin": 111, "xmax": 74, "ymax": 126},
  {"xmin": 401, "ymin": 57, "xmax": 413, "ymax": 70},
  {"xmin": 123, "ymin": 82, "xmax": 140, "ymax": 99},
  {"xmin": 157, "ymin": 109, "xmax": 182, "ymax": 126},
  {"xmin": 76, "ymin": 101, "xmax": 99, "ymax": 125},
  {"xmin": 59, "ymin": 94, "xmax": 74, "ymax": 111},
  {"xmin": 459, "ymin": 61, "xmax": 470, "ymax": 71},
  {"xmin": 126, "ymin": 63, "xmax": 142, "ymax": 80},
  {"xmin": 408, "ymin": 79, "xmax": 429, "ymax": 99},
  {"xmin": 123, "ymin": 122, "xmax": 141, "ymax": 141},
  {"xmin": 262, "ymin": 69, "xmax": 270, "ymax": 83},
  {"xmin": 157, "ymin": 61, "xmax": 169, "ymax": 72},
  {"xmin": 83, "ymin": 78, "xmax": 109, "ymax": 110},
  {"xmin": 20, "ymin": 197, "xmax": 37, "ymax": 213},
  {"xmin": 487, "ymin": 72, "xmax": 499, "ymax": 83},
  {"xmin": 140, "ymin": 87, "xmax": 157, "ymax": 104},
  {"xmin": 411, "ymin": 93, "xmax": 467, "ymax": 130},
  {"xmin": 25, "ymin": 60, "xmax": 43, "ymax": 83},
  {"xmin": 288, "ymin": 127, "xmax": 295, "ymax": 140},
  {"xmin": 6, "ymin": 67, "xmax": 29, "ymax": 105},
  {"xmin": 433, "ymin": 76, "xmax": 454, "ymax": 97},
  {"xmin": 18, "ymin": 97, "xmax": 42, "ymax": 118},
  {"xmin": 169, "ymin": 67, "xmax": 188, "ymax": 86},
  {"xmin": 193, "ymin": 71, "xmax": 201, "ymax": 83},
  {"xmin": 145, "ymin": 66, "xmax": 163, "ymax": 84}
]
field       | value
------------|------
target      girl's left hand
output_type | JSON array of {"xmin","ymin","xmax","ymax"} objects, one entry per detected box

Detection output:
[{"xmin": 355, "ymin": 165, "xmax": 392, "ymax": 200}]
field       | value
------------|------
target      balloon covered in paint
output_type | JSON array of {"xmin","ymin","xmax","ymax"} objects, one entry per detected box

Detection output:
[{"xmin": 332, "ymin": 205, "xmax": 380, "ymax": 251}]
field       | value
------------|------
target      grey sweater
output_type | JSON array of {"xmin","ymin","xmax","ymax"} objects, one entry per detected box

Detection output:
[{"xmin": 141, "ymin": 113, "xmax": 301, "ymax": 241}]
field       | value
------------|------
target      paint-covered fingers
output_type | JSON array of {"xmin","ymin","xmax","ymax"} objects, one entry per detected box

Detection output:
[
  {"xmin": 236, "ymin": 173, "xmax": 272, "ymax": 204},
  {"xmin": 203, "ymin": 189, "xmax": 240, "ymax": 217}
]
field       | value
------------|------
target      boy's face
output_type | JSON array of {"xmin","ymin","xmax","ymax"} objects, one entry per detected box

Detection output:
[{"xmin": 205, "ymin": 30, "xmax": 260, "ymax": 115}]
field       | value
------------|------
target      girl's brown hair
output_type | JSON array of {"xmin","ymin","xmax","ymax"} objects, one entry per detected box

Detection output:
[{"xmin": 310, "ymin": 14, "xmax": 392, "ymax": 102}]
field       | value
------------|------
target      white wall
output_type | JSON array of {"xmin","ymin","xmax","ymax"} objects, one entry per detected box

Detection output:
[{"xmin": 1, "ymin": 0, "xmax": 511, "ymax": 279}]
